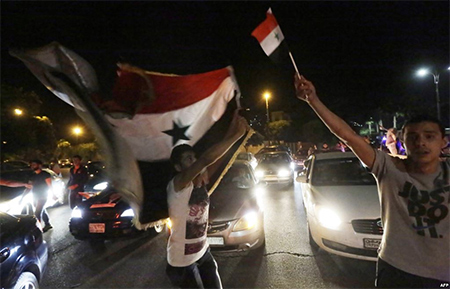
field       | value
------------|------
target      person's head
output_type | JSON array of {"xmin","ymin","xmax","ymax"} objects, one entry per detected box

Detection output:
[
  {"xmin": 170, "ymin": 144, "xmax": 196, "ymax": 172},
  {"xmin": 401, "ymin": 114, "xmax": 447, "ymax": 164},
  {"xmin": 30, "ymin": 159, "xmax": 43, "ymax": 171},
  {"xmin": 72, "ymin": 155, "xmax": 82, "ymax": 166}
]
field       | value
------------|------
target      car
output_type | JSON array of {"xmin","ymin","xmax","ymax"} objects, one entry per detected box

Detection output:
[
  {"xmin": 206, "ymin": 160, "xmax": 265, "ymax": 252},
  {"xmin": 1, "ymin": 160, "xmax": 30, "ymax": 171},
  {"xmin": 0, "ymin": 169, "xmax": 35, "ymax": 216},
  {"xmin": 236, "ymin": 152, "xmax": 258, "ymax": 169},
  {"xmin": 58, "ymin": 158, "xmax": 72, "ymax": 168},
  {"xmin": 0, "ymin": 168, "xmax": 67, "ymax": 216},
  {"xmin": 0, "ymin": 212, "xmax": 48, "ymax": 289},
  {"xmin": 297, "ymin": 151, "xmax": 382, "ymax": 261},
  {"xmin": 254, "ymin": 151, "xmax": 295, "ymax": 185},
  {"xmin": 69, "ymin": 162, "xmax": 165, "ymax": 240},
  {"xmin": 255, "ymin": 145, "xmax": 292, "ymax": 161}
]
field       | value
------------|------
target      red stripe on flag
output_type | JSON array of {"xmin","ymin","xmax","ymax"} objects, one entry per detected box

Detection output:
[
  {"xmin": 251, "ymin": 11, "xmax": 280, "ymax": 43},
  {"xmin": 112, "ymin": 67, "xmax": 231, "ymax": 114}
]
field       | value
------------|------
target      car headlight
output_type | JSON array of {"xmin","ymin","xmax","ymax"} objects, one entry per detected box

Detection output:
[
  {"xmin": 317, "ymin": 206, "xmax": 341, "ymax": 230},
  {"xmin": 120, "ymin": 208, "xmax": 134, "ymax": 217},
  {"xmin": 233, "ymin": 211, "xmax": 258, "ymax": 232},
  {"xmin": 255, "ymin": 170, "xmax": 264, "ymax": 178},
  {"xmin": 93, "ymin": 182, "xmax": 108, "ymax": 191},
  {"xmin": 71, "ymin": 207, "xmax": 82, "ymax": 218},
  {"xmin": 277, "ymin": 169, "xmax": 291, "ymax": 177}
]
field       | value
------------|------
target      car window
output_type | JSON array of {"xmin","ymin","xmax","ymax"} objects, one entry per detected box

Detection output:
[
  {"xmin": 260, "ymin": 153, "xmax": 289, "ymax": 165},
  {"xmin": 220, "ymin": 164, "xmax": 254, "ymax": 189},
  {"xmin": 312, "ymin": 158, "xmax": 376, "ymax": 186}
]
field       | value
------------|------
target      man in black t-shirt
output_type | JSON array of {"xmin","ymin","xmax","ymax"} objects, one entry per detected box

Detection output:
[
  {"xmin": 67, "ymin": 155, "xmax": 88, "ymax": 209},
  {"xmin": 28, "ymin": 159, "xmax": 53, "ymax": 232}
]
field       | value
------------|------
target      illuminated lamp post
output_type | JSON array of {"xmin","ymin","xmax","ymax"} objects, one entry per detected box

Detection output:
[
  {"xmin": 416, "ymin": 67, "xmax": 449, "ymax": 121},
  {"xmin": 263, "ymin": 92, "xmax": 271, "ymax": 123}
]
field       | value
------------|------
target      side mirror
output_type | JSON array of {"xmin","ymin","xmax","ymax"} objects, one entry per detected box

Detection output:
[{"xmin": 296, "ymin": 174, "xmax": 307, "ymax": 183}]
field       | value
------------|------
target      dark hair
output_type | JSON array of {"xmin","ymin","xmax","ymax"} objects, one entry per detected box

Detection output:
[
  {"xmin": 402, "ymin": 114, "xmax": 445, "ymax": 137},
  {"xmin": 72, "ymin": 155, "xmax": 82, "ymax": 160},
  {"xmin": 170, "ymin": 144, "xmax": 194, "ymax": 166},
  {"xmin": 30, "ymin": 159, "xmax": 43, "ymax": 165}
]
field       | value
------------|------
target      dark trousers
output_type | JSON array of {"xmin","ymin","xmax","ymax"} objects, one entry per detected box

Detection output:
[
  {"xmin": 376, "ymin": 257, "xmax": 447, "ymax": 288},
  {"xmin": 34, "ymin": 198, "xmax": 50, "ymax": 226},
  {"xmin": 69, "ymin": 189, "xmax": 82, "ymax": 209},
  {"xmin": 166, "ymin": 248, "xmax": 222, "ymax": 289}
]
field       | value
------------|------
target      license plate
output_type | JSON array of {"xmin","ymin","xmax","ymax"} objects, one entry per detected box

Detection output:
[
  {"xmin": 207, "ymin": 237, "xmax": 224, "ymax": 246},
  {"xmin": 89, "ymin": 223, "xmax": 105, "ymax": 233},
  {"xmin": 363, "ymin": 238, "xmax": 381, "ymax": 249}
]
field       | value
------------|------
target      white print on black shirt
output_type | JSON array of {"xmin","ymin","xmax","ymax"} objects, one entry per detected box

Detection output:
[{"xmin": 398, "ymin": 182, "xmax": 449, "ymax": 238}]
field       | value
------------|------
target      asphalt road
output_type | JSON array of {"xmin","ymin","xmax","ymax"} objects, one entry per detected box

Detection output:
[{"xmin": 41, "ymin": 180, "xmax": 376, "ymax": 288}]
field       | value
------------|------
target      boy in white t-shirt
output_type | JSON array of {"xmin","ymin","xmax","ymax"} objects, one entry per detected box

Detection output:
[
  {"xmin": 294, "ymin": 75, "xmax": 449, "ymax": 288},
  {"xmin": 166, "ymin": 110, "xmax": 249, "ymax": 288}
]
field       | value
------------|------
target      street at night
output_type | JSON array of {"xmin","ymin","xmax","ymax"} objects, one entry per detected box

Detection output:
[{"xmin": 41, "ymin": 178, "xmax": 375, "ymax": 288}]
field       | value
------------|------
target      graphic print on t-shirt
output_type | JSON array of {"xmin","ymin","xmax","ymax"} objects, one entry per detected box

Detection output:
[
  {"xmin": 398, "ymin": 181, "xmax": 449, "ymax": 238},
  {"xmin": 184, "ymin": 186, "xmax": 210, "ymax": 255}
]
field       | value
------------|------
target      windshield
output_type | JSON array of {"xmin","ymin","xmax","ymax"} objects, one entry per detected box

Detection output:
[
  {"xmin": 219, "ymin": 164, "xmax": 254, "ymax": 189},
  {"xmin": 259, "ymin": 153, "xmax": 290, "ymax": 166},
  {"xmin": 311, "ymin": 158, "xmax": 376, "ymax": 186}
]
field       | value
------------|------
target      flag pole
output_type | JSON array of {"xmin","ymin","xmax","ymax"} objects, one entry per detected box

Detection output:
[{"xmin": 289, "ymin": 51, "xmax": 301, "ymax": 78}]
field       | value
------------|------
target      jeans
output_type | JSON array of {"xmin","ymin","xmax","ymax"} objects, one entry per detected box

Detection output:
[
  {"xmin": 166, "ymin": 248, "xmax": 222, "ymax": 289},
  {"xmin": 376, "ymin": 257, "xmax": 447, "ymax": 288},
  {"xmin": 69, "ymin": 189, "xmax": 82, "ymax": 209},
  {"xmin": 34, "ymin": 197, "xmax": 50, "ymax": 226}
]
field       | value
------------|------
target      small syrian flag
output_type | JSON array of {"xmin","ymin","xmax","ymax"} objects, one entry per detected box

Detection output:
[{"xmin": 251, "ymin": 8, "xmax": 291, "ymax": 65}]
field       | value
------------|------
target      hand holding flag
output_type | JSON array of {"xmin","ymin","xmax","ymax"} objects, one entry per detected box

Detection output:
[{"xmin": 252, "ymin": 8, "xmax": 301, "ymax": 77}]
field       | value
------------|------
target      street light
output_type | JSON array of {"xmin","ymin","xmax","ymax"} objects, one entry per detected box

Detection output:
[
  {"xmin": 416, "ymin": 67, "xmax": 449, "ymax": 120},
  {"xmin": 263, "ymin": 92, "xmax": 271, "ymax": 123},
  {"xmin": 13, "ymin": 108, "xmax": 23, "ymax": 116},
  {"xmin": 72, "ymin": 126, "xmax": 83, "ymax": 144}
]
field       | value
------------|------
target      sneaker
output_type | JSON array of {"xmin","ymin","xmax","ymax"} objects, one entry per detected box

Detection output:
[{"xmin": 43, "ymin": 224, "xmax": 53, "ymax": 232}]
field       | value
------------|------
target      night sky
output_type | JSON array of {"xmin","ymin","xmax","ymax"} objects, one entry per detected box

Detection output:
[{"xmin": 2, "ymin": 1, "xmax": 449, "ymax": 140}]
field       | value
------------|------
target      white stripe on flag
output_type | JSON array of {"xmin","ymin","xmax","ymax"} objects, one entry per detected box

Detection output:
[
  {"xmin": 260, "ymin": 25, "xmax": 284, "ymax": 56},
  {"xmin": 105, "ymin": 77, "xmax": 236, "ymax": 162}
]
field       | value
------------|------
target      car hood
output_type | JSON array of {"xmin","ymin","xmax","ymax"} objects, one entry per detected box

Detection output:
[
  {"xmin": 209, "ymin": 186, "xmax": 258, "ymax": 222},
  {"xmin": 309, "ymin": 185, "xmax": 380, "ymax": 220},
  {"xmin": 256, "ymin": 163, "xmax": 290, "ymax": 171}
]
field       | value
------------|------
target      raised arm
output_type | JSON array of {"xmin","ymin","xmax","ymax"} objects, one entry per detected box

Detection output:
[
  {"xmin": 294, "ymin": 75, "xmax": 376, "ymax": 169},
  {"xmin": 174, "ymin": 110, "xmax": 249, "ymax": 191}
]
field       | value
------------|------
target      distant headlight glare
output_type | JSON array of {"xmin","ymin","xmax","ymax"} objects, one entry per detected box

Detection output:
[
  {"xmin": 233, "ymin": 212, "xmax": 258, "ymax": 232},
  {"xmin": 120, "ymin": 208, "xmax": 134, "ymax": 217},
  {"xmin": 93, "ymin": 182, "xmax": 108, "ymax": 191},
  {"xmin": 71, "ymin": 207, "xmax": 82, "ymax": 218},
  {"xmin": 255, "ymin": 170, "xmax": 264, "ymax": 178},
  {"xmin": 317, "ymin": 207, "xmax": 341, "ymax": 230},
  {"xmin": 278, "ymin": 169, "xmax": 290, "ymax": 177}
]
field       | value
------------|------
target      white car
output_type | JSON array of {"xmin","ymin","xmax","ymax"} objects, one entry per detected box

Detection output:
[
  {"xmin": 236, "ymin": 152, "xmax": 258, "ymax": 169},
  {"xmin": 297, "ymin": 152, "xmax": 382, "ymax": 261},
  {"xmin": 0, "ymin": 168, "xmax": 67, "ymax": 215}
]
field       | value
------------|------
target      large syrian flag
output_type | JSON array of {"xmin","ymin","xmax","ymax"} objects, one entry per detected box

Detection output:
[
  {"xmin": 251, "ymin": 8, "xmax": 292, "ymax": 67},
  {"xmin": 10, "ymin": 42, "xmax": 252, "ymax": 229}
]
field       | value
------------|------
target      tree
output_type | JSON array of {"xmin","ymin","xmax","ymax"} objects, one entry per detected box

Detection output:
[
  {"xmin": 266, "ymin": 120, "xmax": 291, "ymax": 140},
  {"xmin": 1, "ymin": 84, "xmax": 57, "ymax": 161}
]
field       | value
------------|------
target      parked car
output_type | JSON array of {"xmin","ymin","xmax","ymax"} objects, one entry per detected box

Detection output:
[
  {"xmin": 297, "ymin": 151, "xmax": 382, "ymax": 261},
  {"xmin": 207, "ymin": 160, "xmax": 265, "ymax": 252},
  {"xmin": 0, "ymin": 212, "xmax": 48, "ymax": 289},
  {"xmin": 254, "ymin": 151, "xmax": 295, "ymax": 185},
  {"xmin": 236, "ymin": 152, "xmax": 258, "ymax": 169}
]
